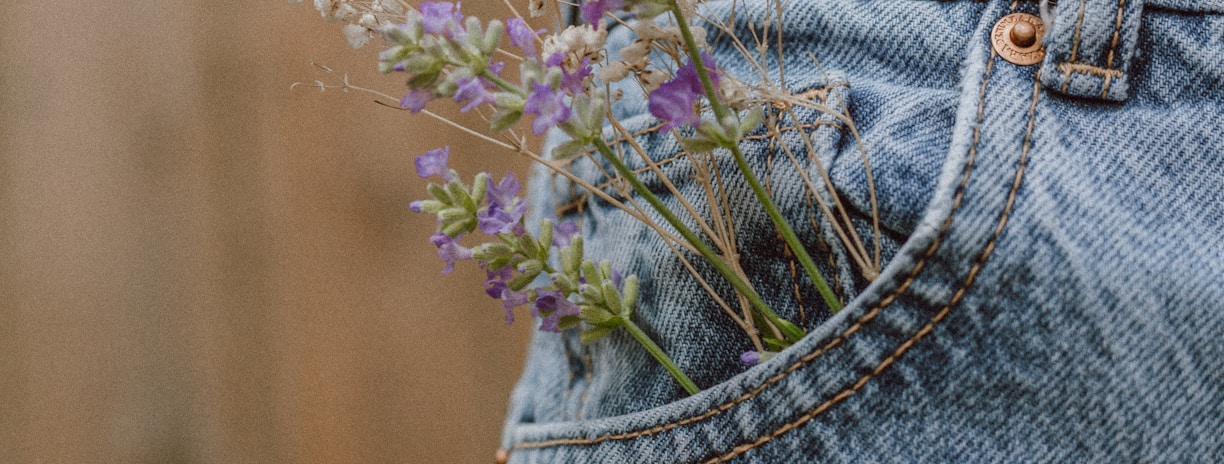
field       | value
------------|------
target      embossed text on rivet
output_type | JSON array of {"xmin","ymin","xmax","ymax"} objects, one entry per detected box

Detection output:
[{"xmin": 992, "ymin": 13, "xmax": 1045, "ymax": 66}]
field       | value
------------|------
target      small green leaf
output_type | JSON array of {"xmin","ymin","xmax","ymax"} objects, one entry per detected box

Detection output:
[
  {"xmin": 427, "ymin": 183, "xmax": 452, "ymax": 205},
  {"xmin": 763, "ymin": 337, "xmax": 791, "ymax": 351},
  {"xmin": 489, "ymin": 110, "xmax": 522, "ymax": 133},
  {"xmin": 551, "ymin": 139, "xmax": 587, "ymax": 159}
]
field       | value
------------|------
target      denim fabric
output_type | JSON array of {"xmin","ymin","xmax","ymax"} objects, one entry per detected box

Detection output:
[{"xmin": 502, "ymin": 0, "xmax": 1224, "ymax": 462}]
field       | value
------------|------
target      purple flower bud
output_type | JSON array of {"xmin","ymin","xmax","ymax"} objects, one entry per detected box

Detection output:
[
  {"xmin": 454, "ymin": 76, "xmax": 496, "ymax": 113},
  {"xmin": 506, "ymin": 17, "xmax": 545, "ymax": 57},
  {"xmin": 552, "ymin": 220, "xmax": 580, "ymax": 248},
  {"xmin": 419, "ymin": 1, "xmax": 465, "ymax": 39},
  {"xmin": 524, "ymin": 83, "xmax": 572, "ymax": 135},
  {"xmin": 740, "ymin": 351, "xmax": 761, "ymax": 366},
  {"xmin": 400, "ymin": 89, "xmax": 432, "ymax": 113},
  {"xmin": 430, "ymin": 232, "xmax": 473, "ymax": 274},
  {"xmin": 488, "ymin": 59, "xmax": 506, "ymax": 76},
  {"xmin": 501, "ymin": 288, "xmax": 531, "ymax": 324},
  {"xmin": 409, "ymin": 200, "xmax": 425, "ymax": 213},
  {"xmin": 580, "ymin": 0, "xmax": 624, "ymax": 25},
  {"xmin": 414, "ymin": 147, "xmax": 455, "ymax": 181}
]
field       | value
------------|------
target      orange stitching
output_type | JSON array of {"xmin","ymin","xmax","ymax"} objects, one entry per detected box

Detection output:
[
  {"xmin": 1062, "ymin": 0, "xmax": 1092, "ymax": 92},
  {"xmin": 702, "ymin": 61, "xmax": 1044, "ymax": 464},
  {"xmin": 510, "ymin": 43, "xmax": 1002, "ymax": 455},
  {"xmin": 1056, "ymin": 62, "xmax": 1125, "ymax": 78},
  {"xmin": 1100, "ymin": 0, "xmax": 1128, "ymax": 98}
]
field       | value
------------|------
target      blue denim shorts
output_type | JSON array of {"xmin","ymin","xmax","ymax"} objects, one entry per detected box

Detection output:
[{"xmin": 503, "ymin": 0, "xmax": 1224, "ymax": 461}]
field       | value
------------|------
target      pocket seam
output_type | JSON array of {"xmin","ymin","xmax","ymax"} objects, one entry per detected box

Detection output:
[
  {"xmin": 701, "ymin": 48, "xmax": 1041, "ymax": 464},
  {"xmin": 510, "ymin": 39, "xmax": 1006, "ymax": 456}
]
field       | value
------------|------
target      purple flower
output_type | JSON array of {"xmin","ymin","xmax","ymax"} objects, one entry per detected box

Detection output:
[
  {"xmin": 430, "ymin": 233, "xmax": 473, "ymax": 274},
  {"xmin": 420, "ymin": 1, "xmax": 465, "ymax": 39},
  {"xmin": 740, "ymin": 351, "xmax": 761, "ymax": 366},
  {"xmin": 523, "ymin": 83, "xmax": 572, "ymax": 135},
  {"xmin": 486, "ymin": 173, "xmax": 521, "ymax": 209},
  {"xmin": 534, "ymin": 289, "xmax": 580, "ymax": 332},
  {"xmin": 478, "ymin": 200, "xmax": 527, "ymax": 236},
  {"xmin": 414, "ymin": 147, "xmax": 455, "ymax": 181},
  {"xmin": 580, "ymin": 0, "xmax": 623, "ymax": 25},
  {"xmin": 453, "ymin": 76, "xmax": 495, "ymax": 112},
  {"xmin": 400, "ymin": 89, "xmax": 432, "ymax": 113},
  {"xmin": 409, "ymin": 200, "xmax": 425, "ymax": 212},
  {"xmin": 484, "ymin": 277, "xmax": 508, "ymax": 299},
  {"xmin": 488, "ymin": 59, "xmax": 506, "ymax": 76},
  {"xmin": 501, "ymin": 288, "xmax": 530, "ymax": 324},
  {"xmin": 546, "ymin": 53, "xmax": 591, "ymax": 95},
  {"xmin": 648, "ymin": 53, "xmax": 721, "ymax": 131},
  {"xmin": 552, "ymin": 220, "xmax": 580, "ymax": 248},
  {"xmin": 649, "ymin": 79, "xmax": 702, "ymax": 132},
  {"xmin": 506, "ymin": 17, "xmax": 544, "ymax": 56}
]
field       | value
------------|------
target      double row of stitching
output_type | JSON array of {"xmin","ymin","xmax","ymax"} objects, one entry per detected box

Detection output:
[
  {"xmin": 511, "ymin": 24, "xmax": 1005, "ymax": 456},
  {"xmin": 701, "ymin": 47, "xmax": 1044, "ymax": 464},
  {"xmin": 1058, "ymin": 0, "xmax": 1129, "ymax": 97},
  {"xmin": 1100, "ymin": 0, "xmax": 1129, "ymax": 98}
]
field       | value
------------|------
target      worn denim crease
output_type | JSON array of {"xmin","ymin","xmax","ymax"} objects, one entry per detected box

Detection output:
[{"xmin": 501, "ymin": 0, "xmax": 1224, "ymax": 462}]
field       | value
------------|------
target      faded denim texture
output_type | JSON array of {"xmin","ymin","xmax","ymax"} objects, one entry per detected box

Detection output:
[{"xmin": 502, "ymin": 0, "xmax": 1224, "ymax": 462}]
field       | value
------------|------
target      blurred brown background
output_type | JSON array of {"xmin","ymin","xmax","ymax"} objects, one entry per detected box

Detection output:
[{"xmin": 0, "ymin": 1, "xmax": 534, "ymax": 462}]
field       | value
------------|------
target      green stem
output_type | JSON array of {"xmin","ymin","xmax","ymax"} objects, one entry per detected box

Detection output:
[
  {"xmin": 668, "ymin": 0, "xmax": 842, "ymax": 313},
  {"xmin": 480, "ymin": 70, "xmax": 525, "ymax": 97},
  {"xmin": 621, "ymin": 316, "xmax": 700, "ymax": 395},
  {"xmin": 593, "ymin": 138, "xmax": 805, "ymax": 342}
]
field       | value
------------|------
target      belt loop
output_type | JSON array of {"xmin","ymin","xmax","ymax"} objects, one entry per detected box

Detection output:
[{"xmin": 1039, "ymin": 0, "xmax": 1147, "ymax": 101}]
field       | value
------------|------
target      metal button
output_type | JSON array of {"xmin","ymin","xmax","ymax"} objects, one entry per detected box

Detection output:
[
  {"xmin": 495, "ymin": 449, "xmax": 509, "ymax": 464},
  {"xmin": 991, "ymin": 13, "xmax": 1045, "ymax": 66}
]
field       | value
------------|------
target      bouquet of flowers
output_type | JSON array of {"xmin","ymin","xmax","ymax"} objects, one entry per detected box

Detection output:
[{"xmin": 293, "ymin": 0, "xmax": 881, "ymax": 395}]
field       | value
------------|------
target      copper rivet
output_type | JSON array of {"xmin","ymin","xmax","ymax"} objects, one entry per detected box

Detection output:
[
  {"xmin": 495, "ymin": 449, "xmax": 510, "ymax": 464},
  {"xmin": 991, "ymin": 13, "xmax": 1046, "ymax": 66},
  {"xmin": 1010, "ymin": 21, "xmax": 1037, "ymax": 48}
]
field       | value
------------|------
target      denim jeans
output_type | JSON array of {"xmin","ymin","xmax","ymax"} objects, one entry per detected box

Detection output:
[{"xmin": 502, "ymin": 0, "xmax": 1224, "ymax": 461}]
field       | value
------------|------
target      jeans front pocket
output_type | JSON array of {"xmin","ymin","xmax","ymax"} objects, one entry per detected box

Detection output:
[{"xmin": 500, "ymin": 0, "xmax": 1224, "ymax": 461}]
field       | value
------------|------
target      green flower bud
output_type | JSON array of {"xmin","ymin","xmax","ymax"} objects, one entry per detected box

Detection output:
[
  {"xmin": 550, "ymin": 272, "xmax": 576, "ymax": 293},
  {"xmin": 620, "ymin": 275, "xmax": 639, "ymax": 315},
  {"xmin": 578, "ymin": 283, "xmax": 603, "ymax": 305},
  {"xmin": 472, "ymin": 242, "xmax": 514, "ymax": 261},
  {"xmin": 481, "ymin": 19, "xmax": 504, "ymax": 56},
  {"xmin": 601, "ymin": 280, "xmax": 623, "ymax": 316},
  {"xmin": 471, "ymin": 172, "xmax": 490, "ymax": 204}
]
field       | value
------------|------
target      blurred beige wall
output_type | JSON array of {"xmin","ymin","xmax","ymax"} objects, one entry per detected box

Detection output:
[{"xmin": 0, "ymin": 1, "xmax": 534, "ymax": 462}]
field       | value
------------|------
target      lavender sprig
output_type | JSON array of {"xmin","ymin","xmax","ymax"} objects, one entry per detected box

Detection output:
[{"xmin": 410, "ymin": 146, "xmax": 699, "ymax": 394}]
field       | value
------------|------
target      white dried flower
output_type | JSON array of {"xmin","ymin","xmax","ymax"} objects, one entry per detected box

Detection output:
[
  {"xmin": 599, "ymin": 61, "xmax": 632, "ymax": 83},
  {"xmin": 528, "ymin": 0, "xmax": 546, "ymax": 18},
  {"xmin": 333, "ymin": 2, "xmax": 358, "ymax": 22},
  {"xmin": 719, "ymin": 76, "xmax": 753, "ymax": 111},
  {"xmin": 344, "ymin": 23, "xmax": 372, "ymax": 48},
  {"xmin": 314, "ymin": 0, "xmax": 335, "ymax": 18},
  {"xmin": 542, "ymin": 25, "xmax": 608, "ymax": 66},
  {"xmin": 637, "ymin": 69, "xmax": 668, "ymax": 92},
  {"xmin": 375, "ymin": 0, "xmax": 403, "ymax": 15},
  {"xmin": 619, "ymin": 39, "xmax": 652, "ymax": 66},
  {"xmin": 358, "ymin": 12, "xmax": 379, "ymax": 30}
]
